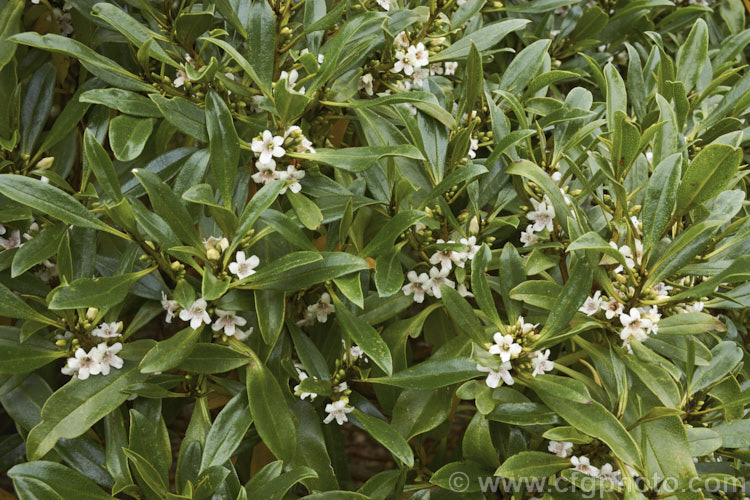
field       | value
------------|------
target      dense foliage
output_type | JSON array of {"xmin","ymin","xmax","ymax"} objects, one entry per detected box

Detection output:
[{"xmin": 1, "ymin": 0, "xmax": 750, "ymax": 498}]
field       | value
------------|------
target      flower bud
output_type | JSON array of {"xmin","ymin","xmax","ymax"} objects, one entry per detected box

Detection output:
[
  {"xmin": 206, "ymin": 248, "xmax": 221, "ymax": 261},
  {"xmin": 86, "ymin": 308, "xmax": 99, "ymax": 321},
  {"xmin": 36, "ymin": 157, "xmax": 55, "ymax": 170}
]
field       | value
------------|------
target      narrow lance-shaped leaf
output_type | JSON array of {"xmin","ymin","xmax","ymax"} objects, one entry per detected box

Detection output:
[{"xmin": 205, "ymin": 90, "xmax": 239, "ymax": 207}]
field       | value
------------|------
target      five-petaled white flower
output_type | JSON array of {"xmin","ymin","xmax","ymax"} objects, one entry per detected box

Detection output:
[
  {"xmin": 548, "ymin": 440, "xmax": 573, "ymax": 458},
  {"xmin": 430, "ymin": 63, "xmax": 444, "ymax": 75},
  {"xmin": 324, "ymin": 399, "xmax": 354, "ymax": 425},
  {"xmin": 528, "ymin": 198, "xmax": 555, "ymax": 232},
  {"xmin": 489, "ymin": 333, "xmax": 522, "ymax": 363},
  {"xmin": 251, "ymin": 160, "xmax": 280, "ymax": 185},
  {"xmin": 94, "ymin": 342, "xmax": 123, "ymax": 375},
  {"xmin": 279, "ymin": 166, "xmax": 305, "ymax": 194},
  {"xmin": 63, "ymin": 347, "xmax": 101, "ymax": 380},
  {"xmin": 531, "ymin": 349, "xmax": 554, "ymax": 376},
  {"xmin": 598, "ymin": 463, "xmax": 621, "ymax": 485},
  {"xmin": 520, "ymin": 225, "xmax": 539, "ymax": 247},
  {"xmin": 430, "ymin": 239, "xmax": 467, "ymax": 270},
  {"xmin": 161, "ymin": 292, "xmax": 179, "ymax": 323},
  {"xmin": 350, "ymin": 345, "xmax": 367, "ymax": 362},
  {"xmin": 579, "ymin": 291, "xmax": 602, "ymax": 316},
  {"xmin": 376, "ymin": 0, "xmax": 390, "ymax": 10},
  {"xmin": 468, "ymin": 137, "xmax": 479, "ymax": 159},
  {"xmin": 308, "ymin": 293, "xmax": 335, "ymax": 323},
  {"xmin": 570, "ymin": 456, "xmax": 599, "ymax": 477},
  {"xmin": 459, "ymin": 236, "xmax": 479, "ymax": 260},
  {"xmin": 252, "ymin": 130, "xmax": 286, "ymax": 164},
  {"xmin": 403, "ymin": 270, "xmax": 430, "ymax": 303},
  {"xmin": 229, "ymin": 251, "xmax": 260, "ymax": 280},
  {"xmin": 393, "ymin": 49, "xmax": 418, "ymax": 76},
  {"xmin": 426, "ymin": 266, "xmax": 455, "ymax": 298},
  {"xmin": 444, "ymin": 61, "xmax": 458, "ymax": 75},
  {"xmin": 212, "ymin": 309, "xmax": 247, "ymax": 336},
  {"xmin": 619, "ymin": 308, "xmax": 652, "ymax": 342},
  {"xmin": 91, "ymin": 321, "xmax": 122, "ymax": 339},
  {"xmin": 0, "ymin": 229, "xmax": 21, "ymax": 250},
  {"xmin": 179, "ymin": 298, "xmax": 211, "ymax": 329},
  {"xmin": 517, "ymin": 316, "xmax": 538, "ymax": 335},
  {"xmin": 410, "ymin": 43, "xmax": 429, "ymax": 67},
  {"xmin": 477, "ymin": 362, "xmax": 514, "ymax": 388},
  {"xmin": 602, "ymin": 298, "xmax": 624, "ymax": 319}
]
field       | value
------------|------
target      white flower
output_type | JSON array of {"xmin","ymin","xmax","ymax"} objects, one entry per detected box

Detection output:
[
  {"xmin": 179, "ymin": 298, "xmax": 211, "ymax": 329},
  {"xmin": 426, "ymin": 266, "xmax": 455, "ymax": 298},
  {"xmin": 294, "ymin": 369, "xmax": 317, "ymax": 400},
  {"xmin": 639, "ymin": 305, "xmax": 661, "ymax": 334},
  {"xmin": 0, "ymin": 229, "xmax": 21, "ymax": 250},
  {"xmin": 457, "ymin": 283, "xmax": 474, "ymax": 298},
  {"xmin": 359, "ymin": 73, "xmax": 374, "ymax": 96},
  {"xmin": 234, "ymin": 327, "xmax": 253, "ymax": 341},
  {"xmin": 683, "ymin": 301, "xmax": 704, "ymax": 313},
  {"xmin": 570, "ymin": 456, "xmax": 599, "ymax": 477},
  {"xmin": 394, "ymin": 31, "xmax": 410, "ymax": 49},
  {"xmin": 456, "ymin": 0, "xmax": 468, "ymax": 5},
  {"xmin": 252, "ymin": 130, "xmax": 286, "ymax": 164},
  {"xmin": 653, "ymin": 282, "xmax": 672, "ymax": 297},
  {"xmin": 458, "ymin": 236, "xmax": 479, "ymax": 260},
  {"xmin": 161, "ymin": 292, "xmax": 179, "ymax": 323},
  {"xmin": 551, "ymin": 171, "xmax": 562, "ymax": 182},
  {"xmin": 610, "ymin": 240, "xmax": 642, "ymax": 273},
  {"xmin": 410, "ymin": 43, "xmax": 429, "ymax": 67},
  {"xmin": 63, "ymin": 347, "xmax": 101, "ymax": 380},
  {"xmin": 279, "ymin": 69, "xmax": 300, "ymax": 90},
  {"xmin": 602, "ymin": 298, "xmax": 624, "ymax": 319},
  {"xmin": 376, "ymin": 0, "xmax": 390, "ymax": 10},
  {"xmin": 468, "ymin": 137, "xmax": 479, "ymax": 159},
  {"xmin": 598, "ymin": 463, "xmax": 621, "ymax": 485},
  {"xmin": 279, "ymin": 166, "xmax": 305, "ymax": 194},
  {"xmin": 251, "ymin": 159, "xmax": 280, "ymax": 185},
  {"xmin": 229, "ymin": 251, "xmax": 260, "ymax": 279},
  {"xmin": 35, "ymin": 259, "xmax": 58, "ymax": 283},
  {"xmin": 429, "ymin": 63, "xmax": 443, "ymax": 75},
  {"xmin": 324, "ymin": 399, "xmax": 354, "ymax": 425},
  {"xmin": 91, "ymin": 321, "xmax": 122, "ymax": 339},
  {"xmin": 520, "ymin": 225, "xmax": 539, "ymax": 247},
  {"xmin": 517, "ymin": 316, "xmax": 537, "ymax": 335},
  {"xmin": 619, "ymin": 308, "xmax": 652, "ymax": 343},
  {"xmin": 444, "ymin": 61, "xmax": 458, "ymax": 75},
  {"xmin": 296, "ymin": 309, "xmax": 316, "ymax": 327},
  {"xmin": 308, "ymin": 293, "xmax": 335, "ymax": 323},
  {"xmin": 645, "ymin": 151, "xmax": 653, "ymax": 163},
  {"xmin": 350, "ymin": 345, "xmax": 367, "ymax": 362},
  {"xmin": 203, "ymin": 236, "xmax": 229, "ymax": 251},
  {"xmin": 531, "ymin": 349, "xmax": 554, "ymax": 376},
  {"xmin": 528, "ymin": 198, "xmax": 555, "ymax": 232},
  {"xmin": 489, "ymin": 333, "xmax": 522, "ymax": 363},
  {"xmin": 548, "ymin": 440, "xmax": 573, "ymax": 458},
  {"xmin": 393, "ymin": 50, "xmax": 416, "ymax": 75},
  {"xmin": 579, "ymin": 291, "xmax": 602, "ymax": 316},
  {"xmin": 477, "ymin": 362, "xmax": 514, "ymax": 388},
  {"xmin": 430, "ymin": 239, "xmax": 467, "ymax": 270},
  {"xmin": 93, "ymin": 342, "xmax": 123, "ymax": 375},
  {"xmin": 212, "ymin": 309, "xmax": 247, "ymax": 336},
  {"xmin": 403, "ymin": 270, "xmax": 430, "ymax": 303},
  {"xmin": 411, "ymin": 68, "xmax": 429, "ymax": 88}
]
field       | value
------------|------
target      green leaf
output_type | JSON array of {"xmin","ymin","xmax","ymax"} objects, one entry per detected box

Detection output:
[
  {"xmin": 201, "ymin": 266, "xmax": 230, "ymax": 301},
  {"xmin": 440, "ymin": 284, "xmax": 486, "ymax": 345},
  {"xmin": 139, "ymin": 326, "xmax": 202, "ymax": 374},
  {"xmin": 49, "ymin": 267, "xmax": 154, "ymax": 310},
  {"xmin": 149, "ymin": 94, "xmax": 208, "ymax": 142},
  {"xmin": 9, "ymin": 33, "xmax": 153, "ymax": 92},
  {"xmin": 675, "ymin": 144, "xmax": 742, "ymax": 216},
  {"xmin": 642, "ymin": 153, "xmax": 681, "ymax": 251},
  {"xmin": 244, "ymin": 252, "xmax": 369, "ymax": 291},
  {"xmin": 255, "ymin": 289, "xmax": 286, "ymax": 345},
  {"xmin": 332, "ymin": 293, "xmax": 393, "ymax": 376},
  {"xmin": 0, "ymin": 281, "xmax": 55, "ymax": 325},
  {"xmin": 20, "ymin": 63, "xmax": 56, "ymax": 156},
  {"xmin": 290, "ymin": 145, "xmax": 425, "ymax": 173},
  {"xmin": 605, "ymin": 63, "xmax": 627, "ymax": 133},
  {"xmin": 495, "ymin": 452, "xmax": 571, "ymax": 479},
  {"xmin": 177, "ymin": 343, "xmax": 251, "ymax": 374},
  {"xmin": 108, "ymin": 115, "xmax": 153, "ymax": 162},
  {"xmin": 529, "ymin": 375, "xmax": 642, "ymax": 468},
  {"xmin": 11, "ymin": 223, "xmax": 66, "ymax": 277},
  {"xmin": 245, "ymin": 351, "xmax": 297, "ymax": 461},
  {"xmin": 368, "ymin": 357, "xmax": 478, "ymax": 389},
  {"xmin": 79, "ymin": 88, "xmax": 161, "ymax": 118},
  {"xmin": 230, "ymin": 179, "xmax": 285, "ymax": 254},
  {"xmin": 499, "ymin": 39, "xmax": 550, "ymax": 93},
  {"xmin": 656, "ymin": 312, "xmax": 727, "ymax": 335},
  {"xmin": 676, "ymin": 18, "xmax": 708, "ymax": 93},
  {"xmin": 0, "ymin": 327, "xmax": 65, "ymax": 374},
  {"xmin": 686, "ymin": 428, "xmax": 722, "ymax": 457},
  {"xmin": 205, "ymin": 90, "xmax": 239, "ymax": 206},
  {"xmin": 91, "ymin": 2, "xmax": 178, "ymax": 68},
  {"xmin": 330, "ymin": 92, "xmax": 456, "ymax": 128},
  {"xmin": 430, "ymin": 19, "xmax": 529, "ymax": 62},
  {"xmin": 288, "ymin": 191, "xmax": 323, "ymax": 230},
  {"xmin": 0, "ymin": 174, "xmax": 121, "ymax": 236},
  {"xmin": 361, "ymin": 210, "xmax": 426, "ymax": 258},
  {"xmin": 249, "ymin": 466, "xmax": 319, "ymax": 500},
  {"xmin": 691, "ymin": 341, "xmax": 743, "ymax": 394},
  {"xmin": 84, "ymin": 129, "xmax": 123, "ymax": 203},
  {"xmin": 122, "ymin": 448, "xmax": 168, "ymax": 497},
  {"xmin": 8, "ymin": 461, "xmax": 112, "ymax": 500},
  {"xmin": 200, "ymin": 390, "xmax": 252, "ymax": 471},
  {"xmin": 200, "ymin": 37, "xmax": 271, "ymax": 98},
  {"xmin": 26, "ymin": 350, "xmax": 149, "ymax": 460},
  {"xmin": 351, "ymin": 409, "xmax": 414, "ymax": 467},
  {"xmin": 0, "ymin": 0, "xmax": 24, "ymax": 71},
  {"xmin": 374, "ymin": 249, "xmax": 403, "ymax": 297},
  {"xmin": 534, "ymin": 260, "xmax": 592, "ymax": 347},
  {"xmin": 713, "ymin": 419, "xmax": 750, "ymax": 448}
]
